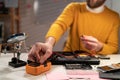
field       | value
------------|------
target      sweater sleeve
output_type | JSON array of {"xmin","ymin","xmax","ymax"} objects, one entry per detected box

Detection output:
[
  {"xmin": 45, "ymin": 3, "xmax": 75, "ymax": 43},
  {"xmin": 98, "ymin": 15, "xmax": 120, "ymax": 55}
]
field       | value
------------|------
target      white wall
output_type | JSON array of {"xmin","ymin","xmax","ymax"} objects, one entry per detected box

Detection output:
[
  {"xmin": 105, "ymin": 0, "xmax": 120, "ymax": 14},
  {"xmin": 111, "ymin": 0, "xmax": 120, "ymax": 14},
  {"xmin": 105, "ymin": 0, "xmax": 112, "ymax": 8}
]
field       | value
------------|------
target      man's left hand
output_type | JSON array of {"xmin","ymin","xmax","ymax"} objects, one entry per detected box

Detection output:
[{"xmin": 80, "ymin": 35, "xmax": 103, "ymax": 52}]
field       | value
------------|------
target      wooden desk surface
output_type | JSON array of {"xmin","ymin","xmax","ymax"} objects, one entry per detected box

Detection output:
[{"xmin": 0, "ymin": 53, "xmax": 120, "ymax": 80}]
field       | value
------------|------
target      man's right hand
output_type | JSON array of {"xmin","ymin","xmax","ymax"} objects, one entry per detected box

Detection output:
[{"xmin": 28, "ymin": 37, "xmax": 55, "ymax": 64}]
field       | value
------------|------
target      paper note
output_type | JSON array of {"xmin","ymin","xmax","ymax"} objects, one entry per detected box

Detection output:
[
  {"xmin": 46, "ymin": 70, "xmax": 110, "ymax": 80},
  {"xmin": 67, "ymin": 70, "xmax": 110, "ymax": 80}
]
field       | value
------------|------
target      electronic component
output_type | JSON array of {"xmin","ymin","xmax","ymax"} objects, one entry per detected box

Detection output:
[
  {"xmin": 97, "ymin": 63, "xmax": 120, "ymax": 73},
  {"xmin": 65, "ymin": 63, "xmax": 92, "ymax": 70},
  {"xmin": 49, "ymin": 51, "xmax": 100, "ymax": 65}
]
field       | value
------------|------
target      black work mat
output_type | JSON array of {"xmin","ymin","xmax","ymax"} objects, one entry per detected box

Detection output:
[{"xmin": 49, "ymin": 51, "xmax": 100, "ymax": 65}]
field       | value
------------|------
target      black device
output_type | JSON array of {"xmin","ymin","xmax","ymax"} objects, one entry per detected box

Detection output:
[
  {"xmin": 49, "ymin": 51, "xmax": 100, "ymax": 65},
  {"xmin": 99, "ymin": 70, "xmax": 120, "ymax": 79},
  {"xmin": 97, "ymin": 63, "xmax": 120, "ymax": 73},
  {"xmin": 65, "ymin": 63, "xmax": 92, "ymax": 70}
]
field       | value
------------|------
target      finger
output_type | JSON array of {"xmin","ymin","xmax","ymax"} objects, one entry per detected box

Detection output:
[
  {"xmin": 81, "ymin": 38, "xmax": 97, "ymax": 43},
  {"xmin": 28, "ymin": 54, "xmax": 35, "ymax": 62},
  {"xmin": 34, "ymin": 46, "xmax": 42, "ymax": 63},
  {"xmin": 27, "ymin": 45, "xmax": 36, "ymax": 62},
  {"xmin": 81, "ymin": 40, "xmax": 92, "ymax": 49},
  {"xmin": 29, "ymin": 45, "xmax": 35, "ymax": 54},
  {"xmin": 40, "ymin": 49, "xmax": 52, "ymax": 64},
  {"xmin": 85, "ymin": 44, "xmax": 93, "ymax": 50},
  {"xmin": 28, "ymin": 45, "xmax": 41, "ymax": 63},
  {"xmin": 85, "ymin": 41, "xmax": 97, "ymax": 50},
  {"xmin": 81, "ymin": 35, "xmax": 98, "ymax": 42}
]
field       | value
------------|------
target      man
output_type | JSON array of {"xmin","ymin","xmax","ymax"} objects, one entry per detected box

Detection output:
[{"xmin": 28, "ymin": 0, "xmax": 120, "ymax": 64}]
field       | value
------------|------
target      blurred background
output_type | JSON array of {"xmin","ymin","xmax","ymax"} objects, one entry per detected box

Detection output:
[{"xmin": 0, "ymin": 0, "xmax": 120, "ymax": 52}]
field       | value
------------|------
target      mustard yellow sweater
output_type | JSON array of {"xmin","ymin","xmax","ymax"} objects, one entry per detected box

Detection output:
[{"xmin": 46, "ymin": 2, "xmax": 120, "ymax": 55}]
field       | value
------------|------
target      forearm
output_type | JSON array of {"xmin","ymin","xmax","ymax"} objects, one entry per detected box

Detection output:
[
  {"xmin": 98, "ymin": 43, "xmax": 118, "ymax": 55},
  {"xmin": 45, "ymin": 37, "xmax": 56, "ymax": 47}
]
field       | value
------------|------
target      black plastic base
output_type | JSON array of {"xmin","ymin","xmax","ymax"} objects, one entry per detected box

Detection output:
[
  {"xmin": 9, "ymin": 57, "xmax": 26, "ymax": 68},
  {"xmin": 49, "ymin": 51, "xmax": 100, "ymax": 65}
]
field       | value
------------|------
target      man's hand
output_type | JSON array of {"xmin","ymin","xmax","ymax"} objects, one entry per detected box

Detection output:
[
  {"xmin": 28, "ymin": 37, "xmax": 55, "ymax": 64},
  {"xmin": 80, "ymin": 35, "xmax": 103, "ymax": 52}
]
